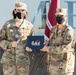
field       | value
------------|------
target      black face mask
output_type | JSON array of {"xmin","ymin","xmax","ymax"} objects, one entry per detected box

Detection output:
[
  {"xmin": 16, "ymin": 12, "xmax": 25, "ymax": 19},
  {"xmin": 56, "ymin": 16, "xmax": 65, "ymax": 24}
]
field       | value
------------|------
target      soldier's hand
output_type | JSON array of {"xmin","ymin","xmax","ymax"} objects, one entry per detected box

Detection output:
[
  {"xmin": 26, "ymin": 47, "xmax": 32, "ymax": 52},
  {"xmin": 40, "ymin": 46, "xmax": 49, "ymax": 52},
  {"xmin": 11, "ymin": 41, "xmax": 18, "ymax": 48}
]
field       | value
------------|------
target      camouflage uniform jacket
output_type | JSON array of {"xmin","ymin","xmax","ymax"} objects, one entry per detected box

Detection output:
[
  {"xmin": 0, "ymin": 19, "xmax": 34, "ymax": 65},
  {"xmin": 48, "ymin": 24, "xmax": 75, "ymax": 74}
]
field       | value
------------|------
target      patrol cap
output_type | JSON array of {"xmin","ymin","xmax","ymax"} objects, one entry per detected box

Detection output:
[
  {"xmin": 55, "ymin": 8, "xmax": 67, "ymax": 16},
  {"xmin": 15, "ymin": 2, "xmax": 27, "ymax": 11}
]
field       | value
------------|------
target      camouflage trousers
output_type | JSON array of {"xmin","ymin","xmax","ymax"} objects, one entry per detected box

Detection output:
[{"xmin": 2, "ymin": 63, "xmax": 29, "ymax": 75}]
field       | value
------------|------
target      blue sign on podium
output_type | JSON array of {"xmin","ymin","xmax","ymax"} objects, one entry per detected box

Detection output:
[{"xmin": 27, "ymin": 36, "xmax": 44, "ymax": 50}]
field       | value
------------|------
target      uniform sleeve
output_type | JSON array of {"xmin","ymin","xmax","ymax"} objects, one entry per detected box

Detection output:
[
  {"xmin": 30, "ymin": 26, "xmax": 34, "ymax": 36},
  {"xmin": 0, "ymin": 23, "xmax": 12, "ymax": 50},
  {"xmin": 63, "ymin": 27, "xmax": 75, "ymax": 45},
  {"xmin": 0, "ymin": 24, "xmax": 7, "ymax": 39},
  {"xmin": 26, "ymin": 26, "xmax": 34, "ymax": 47},
  {"xmin": 24, "ymin": 23, "xmax": 34, "ymax": 49}
]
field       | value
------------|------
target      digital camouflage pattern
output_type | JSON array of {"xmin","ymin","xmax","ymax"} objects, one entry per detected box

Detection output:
[
  {"xmin": 0, "ymin": 19, "xmax": 34, "ymax": 75},
  {"xmin": 48, "ymin": 24, "xmax": 75, "ymax": 75}
]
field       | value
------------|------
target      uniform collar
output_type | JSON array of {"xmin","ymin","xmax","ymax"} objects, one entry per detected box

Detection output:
[{"xmin": 14, "ymin": 19, "xmax": 27, "ymax": 28}]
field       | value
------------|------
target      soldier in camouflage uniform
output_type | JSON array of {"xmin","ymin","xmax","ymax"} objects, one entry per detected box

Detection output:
[
  {"xmin": 0, "ymin": 2, "xmax": 34, "ymax": 75},
  {"xmin": 41, "ymin": 8, "xmax": 75, "ymax": 75}
]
